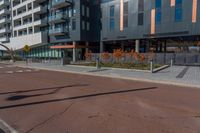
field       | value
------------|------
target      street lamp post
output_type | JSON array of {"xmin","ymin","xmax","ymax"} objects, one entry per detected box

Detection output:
[{"xmin": 0, "ymin": 43, "xmax": 15, "ymax": 62}]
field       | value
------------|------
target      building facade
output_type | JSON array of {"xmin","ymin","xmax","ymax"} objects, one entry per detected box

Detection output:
[
  {"xmin": 101, "ymin": 0, "xmax": 200, "ymax": 53},
  {"xmin": 0, "ymin": 0, "xmax": 11, "ymax": 44},
  {"xmin": 0, "ymin": 0, "xmax": 101, "ymax": 61},
  {"xmin": 0, "ymin": 0, "xmax": 200, "ymax": 61}
]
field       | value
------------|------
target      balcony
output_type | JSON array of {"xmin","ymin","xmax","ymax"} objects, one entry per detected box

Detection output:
[
  {"xmin": 49, "ymin": 14, "xmax": 69, "ymax": 24},
  {"xmin": 0, "ymin": 18, "xmax": 10, "ymax": 24},
  {"xmin": 0, "ymin": 0, "xmax": 10, "ymax": 7},
  {"xmin": 0, "ymin": 9, "xmax": 10, "ymax": 16},
  {"xmin": 49, "ymin": 27, "xmax": 69, "ymax": 36},
  {"xmin": 52, "ymin": 0, "xmax": 72, "ymax": 9},
  {"xmin": 34, "ymin": 17, "xmax": 48, "ymax": 27},
  {"xmin": 37, "ymin": 5, "xmax": 48, "ymax": 14},
  {"xmin": 35, "ymin": 0, "xmax": 46, "ymax": 4},
  {"xmin": 0, "ymin": 37, "xmax": 9, "ymax": 42},
  {"xmin": 0, "ymin": 28, "xmax": 11, "ymax": 34}
]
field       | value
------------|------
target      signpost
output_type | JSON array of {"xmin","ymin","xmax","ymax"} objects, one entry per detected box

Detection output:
[{"xmin": 23, "ymin": 45, "xmax": 30, "ymax": 65}]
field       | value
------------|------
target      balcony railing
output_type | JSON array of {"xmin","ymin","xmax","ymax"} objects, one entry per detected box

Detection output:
[
  {"xmin": 49, "ymin": 13, "xmax": 69, "ymax": 23},
  {"xmin": 52, "ymin": 0, "xmax": 72, "ymax": 9},
  {"xmin": 0, "ymin": 0, "xmax": 10, "ymax": 7},
  {"xmin": 49, "ymin": 27, "xmax": 69, "ymax": 35}
]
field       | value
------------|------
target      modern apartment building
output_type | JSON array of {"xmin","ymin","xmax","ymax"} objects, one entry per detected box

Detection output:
[
  {"xmin": 0, "ymin": 0, "xmax": 11, "ymax": 44},
  {"xmin": 100, "ymin": 0, "xmax": 200, "ymax": 53},
  {"xmin": 0, "ymin": 0, "xmax": 101, "ymax": 61}
]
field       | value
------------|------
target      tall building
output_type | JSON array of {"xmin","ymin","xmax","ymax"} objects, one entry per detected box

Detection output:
[
  {"xmin": 0, "ymin": 0, "xmax": 11, "ymax": 44},
  {"xmin": 0, "ymin": 0, "xmax": 101, "ymax": 61},
  {"xmin": 0, "ymin": 0, "xmax": 200, "ymax": 61},
  {"xmin": 100, "ymin": 0, "xmax": 200, "ymax": 53}
]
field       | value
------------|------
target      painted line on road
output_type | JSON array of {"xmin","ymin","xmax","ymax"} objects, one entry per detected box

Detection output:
[
  {"xmin": 0, "ymin": 119, "xmax": 18, "ymax": 133},
  {"xmin": 16, "ymin": 65, "xmax": 200, "ymax": 89},
  {"xmin": 16, "ymin": 70, "xmax": 23, "ymax": 73},
  {"xmin": 5, "ymin": 71, "xmax": 14, "ymax": 74}
]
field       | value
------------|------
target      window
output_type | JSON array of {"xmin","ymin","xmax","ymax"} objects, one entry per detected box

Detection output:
[
  {"xmin": 72, "ymin": 19, "xmax": 76, "ymax": 30},
  {"xmin": 110, "ymin": 5, "xmax": 115, "ymax": 30},
  {"xmin": 175, "ymin": 0, "xmax": 183, "ymax": 22},
  {"xmin": 28, "ymin": 27, "xmax": 33, "ymax": 34},
  {"xmin": 123, "ymin": 2, "xmax": 128, "ymax": 28},
  {"xmin": 138, "ymin": 0, "xmax": 144, "ymax": 12},
  {"xmin": 82, "ymin": 21, "xmax": 85, "ymax": 30},
  {"xmin": 138, "ymin": 0, "xmax": 144, "ymax": 25},
  {"xmin": 86, "ymin": 7, "xmax": 89, "ymax": 17},
  {"xmin": 155, "ymin": 0, "xmax": 161, "ymax": 24},
  {"xmin": 14, "ymin": 31, "xmax": 17, "ymax": 37},
  {"xmin": 82, "ymin": 5, "xmax": 85, "ymax": 16},
  {"xmin": 87, "ymin": 22, "xmax": 90, "ymax": 31},
  {"xmin": 138, "ymin": 13, "xmax": 143, "ymax": 25}
]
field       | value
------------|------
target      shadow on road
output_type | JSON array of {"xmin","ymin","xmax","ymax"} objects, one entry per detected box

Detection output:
[
  {"xmin": 5, "ymin": 84, "xmax": 89, "ymax": 101},
  {"xmin": 0, "ymin": 84, "xmax": 89, "ymax": 95},
  {"xmin": 0, "ymin": 87, "xmax": 157, "ymax": 110}
]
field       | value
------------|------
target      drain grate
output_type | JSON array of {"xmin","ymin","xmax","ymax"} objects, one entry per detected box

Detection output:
[{"xmin": 176, "ymin": 67, "xmax": 189, "ymax": 78}]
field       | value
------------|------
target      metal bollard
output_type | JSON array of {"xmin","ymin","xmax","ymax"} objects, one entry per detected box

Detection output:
[
  {"xmin": 170, "ymin": 59, "xmax": 173, "ymax": 67},
  {"xmin": 96, "ymin": 57, "xmax": 101, "ymax": 70},
  {"xmin": 150, "ymin": 60, "xmax": 154, "ymax": 73}
]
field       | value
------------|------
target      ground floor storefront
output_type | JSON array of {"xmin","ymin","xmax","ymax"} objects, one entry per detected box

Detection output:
[{"xmin": 12, "ymin": 37, "xmax": 200, "ymax": 64}]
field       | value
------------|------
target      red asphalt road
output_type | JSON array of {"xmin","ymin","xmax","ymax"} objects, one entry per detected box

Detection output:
[{"xmin": 0, "ymin": 63, "xmax": 200, "ymax": 133}]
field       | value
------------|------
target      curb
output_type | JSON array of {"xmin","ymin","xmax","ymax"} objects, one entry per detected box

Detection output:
[
  {"xmin": 68, "ymin": 65, "xmax": 150, "ymax": 73},
  {"xmin": 16, "ymin": 64, "xmax": 200, "ymax": 89}
]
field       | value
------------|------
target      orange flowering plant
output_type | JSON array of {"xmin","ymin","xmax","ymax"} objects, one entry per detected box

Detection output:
[
  {"xmin": 113, "ymin": 49, "xmax": 123, "ymax": 62},
  {"xmin": 101, "ymin": 52, "xmax": 110, "ymax": 60},
  {"xmin": 85, "ymin": 50, "xmax": 92, "ymax": 60}
]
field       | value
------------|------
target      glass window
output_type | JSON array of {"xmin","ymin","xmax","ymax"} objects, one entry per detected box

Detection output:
[
  {"xmin": 155, "ymin": 0, "xmax": 161, "ymax": 24},
  {"xmin": 72, "ymin": 19, "xmax": 76, "ymax": 30},
  {"xmin": 82, "ymin": 5, "xmax": 85, "ymax": 16},
  {"xmin": 175, "ymin": 0, "xmax": 182, "ymax": 22},
  {"xmin": 123, "ymin": 2, "xmax": 128, "ymax": 28},
  {"xmin": 82, "ymin": 21, "xmax": 85, "ymax": 30},
  {"xmin": 110, "ymin": 5, "xmax": 115, "ymax": 30},
  {"xmin": 138, "ymin": 13, "xmax": 143, "ymax": 25}
]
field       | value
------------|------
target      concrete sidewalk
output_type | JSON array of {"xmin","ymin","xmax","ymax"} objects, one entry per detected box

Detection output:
[{"xmin": 11, "ymin": 61, "xmax": 200, "ymax": 88}]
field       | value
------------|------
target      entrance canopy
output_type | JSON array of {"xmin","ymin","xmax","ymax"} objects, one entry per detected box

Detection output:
[
  {"xmin": 50, "ymin": 45, "xmax": 75, "ymax": 49},
  {"xmin": 50, "ymin": 44, "xmax": 95, "ymax": 49}
]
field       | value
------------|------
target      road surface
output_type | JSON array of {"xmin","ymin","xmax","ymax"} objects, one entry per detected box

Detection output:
[{"xmin": 0, "ymin": 63, "xmax": 199, "ymax": 133}]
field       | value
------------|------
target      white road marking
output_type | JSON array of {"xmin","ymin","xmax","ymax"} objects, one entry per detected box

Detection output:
[
  {"xmin": 16, "ymin": 70, "xmax": 23, "ymax": 73},
  {"xmin": 5, "ymin": 71, "xmax": 14, "ymax": 74}
]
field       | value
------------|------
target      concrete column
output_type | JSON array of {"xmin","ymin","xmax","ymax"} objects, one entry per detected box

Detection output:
[
  {"xmin": 100, "ymin": 41, "xmax": 104, "ymax": 53},
  {"xmin": 73, "ymin": 41, "xmax": 76, "ymax": 62},
  {"xmin": 164, "ymin": 41, "xmax": 167, "ymax": 52},
  {"xmin": 86, "ymin": 42, "xmax": 89, "ymax": 53},
  {"xmin": 135, "ymin": 40, "xmax": 140, "ymax": 53}
]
